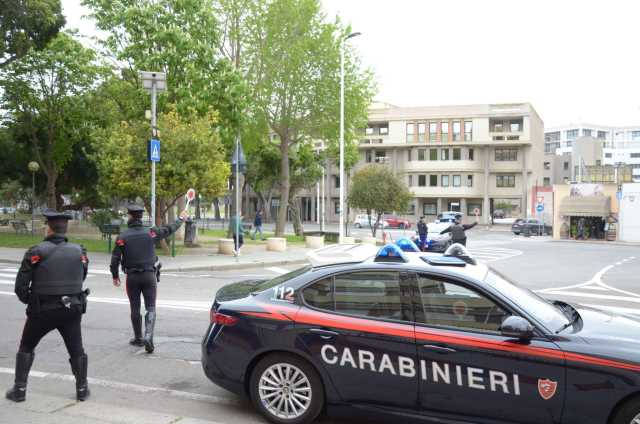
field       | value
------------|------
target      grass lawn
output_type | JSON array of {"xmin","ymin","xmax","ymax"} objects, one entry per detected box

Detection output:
[{"xmin": 200, "ymin": 229, "xmax": 306, "ymax": 244}]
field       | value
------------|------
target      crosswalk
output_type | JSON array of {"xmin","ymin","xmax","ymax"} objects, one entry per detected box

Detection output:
[
  {"xmin": 467, "ymin": 247, "xmax": 523, "ymax": 263},
  {"xmin": 0, "ymin": 266, "xmax": 111, "ymax": 286}
]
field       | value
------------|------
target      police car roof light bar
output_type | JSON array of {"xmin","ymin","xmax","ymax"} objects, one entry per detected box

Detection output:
[
  {"xmin": 374, "ymin": 243, "xmax": 409, "ymax": 263},
  {"xmin": 395, "ymin": 237, "xmax": 421, "ymax": 253},
  {"xmin": 443, "ymin": 243, "xmax": 477, "ymax": 265}
]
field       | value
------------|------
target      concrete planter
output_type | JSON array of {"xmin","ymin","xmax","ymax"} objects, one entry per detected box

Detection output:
[
  {"xmin": 305, "ymin": 235, "xmax": 324, "ymax": 249},
  {"xmin": 360, "ymin": 236, "xmax": 377, "ymax": 245},
  {"xmin": 267, "ymin": 237, "xmax": 287, "ymax": 252},
  {"xmin": 218, "ymin": 238, "xmax": 235, "ymax": 255},
  {"xmin": 342, "ymin": 236, "xmax": 356, "ymax": 244}
]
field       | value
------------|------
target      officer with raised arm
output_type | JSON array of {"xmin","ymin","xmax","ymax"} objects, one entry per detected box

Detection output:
[
  {"xmin": 110, "ymin": 204, "xmax": 188, "ymax": 353},
  {"xmin": 6, "ymin": 210, "xmax": 90, "ymax": 402},
  {"xmin": 440, "ymin": 216, "xmax": 478, "ymax": 246}
]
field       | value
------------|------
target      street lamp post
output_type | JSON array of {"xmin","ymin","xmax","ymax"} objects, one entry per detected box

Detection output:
[
  {"xmin": 339, "ymin": 31, "xmax": 361, "ymax": 243},
  {"xmin": 231, "ymin": 135, "xmax": 247, "ymax": 262},
  {"xmin": 140, "ymin": 71, "xmax": 167, "ymax": 227},
  {"xmin": 28, "ymin": 162, "xmax": 39, "ymax": 235}
]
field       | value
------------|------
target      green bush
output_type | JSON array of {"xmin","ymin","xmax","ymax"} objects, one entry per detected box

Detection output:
[{"xmin": 90, "ymin": 209, "xmax": 119, "ymax": 229}]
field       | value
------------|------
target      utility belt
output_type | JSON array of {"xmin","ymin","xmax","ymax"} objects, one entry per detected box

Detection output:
[
  {"xmin": 29, "ymin": 289, "xmax": 90, "ymax": 314},
  {"xmin": 124, "ymin": 263, "xmax": 162, "ymax": 282}
]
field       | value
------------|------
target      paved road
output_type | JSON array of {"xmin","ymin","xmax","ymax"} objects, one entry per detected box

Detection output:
[{"xmin": 1, "ymin": 231, "xmax": 640, "ymax": 423}]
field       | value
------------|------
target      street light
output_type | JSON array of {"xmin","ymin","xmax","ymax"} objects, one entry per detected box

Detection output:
[
  {"xmin": 231, "ymin": 136, "xmax": 247, "ymax": 261},
  {"xmin": 140, "ymin": 71, "xmax": 167, "ymax": 227},
  {"xmin": 339, "ymin": 31, "xmax": 361, "ymax": 243},
  {"xmin": 27, "ymin": 161, "xmax": 39, "ymax": 235}
]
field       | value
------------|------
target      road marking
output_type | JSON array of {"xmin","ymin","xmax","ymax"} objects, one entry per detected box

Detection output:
[
  {"xmin": 0, "ymin": 272, "xmax": 16, "ymax": 278},
  {"xmin": 0, "ymin": 367, "xmax": 240, "ymax": 406},
  {"xmin": 0, "ymin": 279, "xmax": 13, "ymax": 286},
  {"xmin": 0, "ymin": 291, "xmax": 211, "ymax": 312},
  {"xmin": 266, "ymin": 267, "xmax": 289, "ymax": 275},
  {"xmin": 467, "ymin": 247, "xmax": 523, "ymax": 263},
  {"xmin": 537, "ymin": 265, "xmax": 615, "ymax": 293},
  {"xmin": 1, "ymin": 267, "xmax": 111, "ymax": 276},
  {"xmin": 581, "ymin": 286, "xmax": 608, "ymax": 291}
]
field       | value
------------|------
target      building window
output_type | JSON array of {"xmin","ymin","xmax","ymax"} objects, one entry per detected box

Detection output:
[
  {"xmin": 452, "ymin": 122, "xmax": 461, "ymax": 141},
  {"xmin": 334, "ymin": 201, "xmax": 339, "ymax": 214},
  {"xmin": 418, "ymin": 175, "xmax": 426, "ymax": 187},
  {"xmin": 566, "ymin": 129, "xmax": 579, "ymax": 140},
  {"xmin": 583, "ymin": 129, "xmax": 592, "ymax": 137},
  {"xmin": 407, "ymin": 149, "xmax": 412, "ymax": 162},
  {"xmin": 429, "ymin": 149, "xmax": 438, "ymax": 160},
  {"xmin": 507, "ymin": 135, "xmax": 520, "ymax": 141},
  {"xmin": 631, "ymin": 153, "xmax": 640, "ymax": 158},
  {"xmin": 429, "ymin": 175, "xmax": 438, "ymax": 187},
  {"xmin": 441, "ymin": 175, "xmax": 449, "ymax": 187},
  {"xmin": 441, "ymin": 148, "xmax": 450, "ymax": 160},
  {"xmin": 468, "ymin": 148, "xmax": 474, "ymax": 160},
  {"xmin": 632, "ymin": 131, "xmax": 640, "ymax": 141},
  {"xmin": 406, "ymin": 123, "xmax": 415, "ymax": 142},
  {"xmin": 423, "ymin": 203, "xmax": 437, "ymax": 215},
  {"xmin": 495, "ymin": 148, "xmax": 518, "ymax": 161},
  {"xmin": 380, "ymin": 126, "xmax": 389, "ymax": 135},
  {"xmin": 464, "ymin": 121, "xmax": 472, "ymax": 141},
  {"xmin": 467, "ymin": 175, "xmax": 473, "ymax": 187},
  {"xmin": 605, "ymin": 153, "xmax": 612, "ymax": 158},
  {"xmin": 496, "ymin": 175, "xmax": 515, "ymax": 188},
  {"xmin": 563, "ymin": 161, "xmax": 569, "ymax": 170},
  {"xmin": 441, "ymin": 122, "xmax": 449, "ymax": 141},
  {"xmin": 429, "ymin": 122, "xmax": 438, "ymax": 142},
  {"xmin": 545, "ymin": 131, "xmax": 560, "ymax": 142},
  {"xmin": 365, "ymin": 127, "xmax": 375, "ymax": 135},
  {"xmin": 418, "ymin": 149, "xmax": 426, "ymax": 161},
  {"xmin": 366, "ymin": 150, "xmax": 372, "ymax": 163},
  {"xmin": 452, "ymin": 148, "xmax": 461, "ymax": 160},
  {"xmin": 543, "ymin": 177, "xmax": 551, "ymax": 187},
  {"xmin": 467, "ymin": 203, "xmax": 482, "ymax": 217},
  {"xmin": 596, "ymin": 160, "xmax": 601, "ymax": 166},
  {"xmin": 509, "ymin": 120, "xmax": 522, "ymax": 132},
  {"xmin": 417, "ymin": 123, "xmax": 426, "ymax": 142},
  {"xmin": 597, "ymin": 130, "xmax": 608, "ymax": 140},
  {"xmin": 544, "ymin": 161, "xmax": 551, "ymax": 170},
  {"xmin": 375, "ymin": 150, "xmax": 387, "ymax": 163},
  {"xmin": 334, "ymin": 175, "xmax": 340, "ymax": 188},
  {"xmin": 408, "ymin": 175, "xmax": 414, "ymax": 186},
  {"xmin": 452, "ymin": 175, "xmax": 461, "ymax": 187}
]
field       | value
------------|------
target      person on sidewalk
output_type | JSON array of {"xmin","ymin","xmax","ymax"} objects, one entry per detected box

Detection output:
[
  {"xmin": 229, "ymin": 214, "xmax": 244, "ymax": 255},
  {"xmin": 110, "ymin": 204, "xmax": 188, "ymax": 353},
  {"xmin": 6, "ymin": 210, "xmax": 90, "ymax": 403},
  {"xmin": 252, "ymin": 211, "xmax": 265, "ymax": 240},
  {"xmin": 439, "ymin": 217, "xmax": 478, "ymax": 247},
  {"xmin": 417, "ymin": 216, "xmax": 428, "ymax": 251}
]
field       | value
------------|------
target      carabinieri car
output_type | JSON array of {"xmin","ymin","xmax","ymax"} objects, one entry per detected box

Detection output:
[{"xmin": 202, "ymin": 242, "xmax": 640, "ymax": 424}]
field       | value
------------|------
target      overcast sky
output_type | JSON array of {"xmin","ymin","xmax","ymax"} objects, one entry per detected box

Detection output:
[{"xmin": 63, "ymin": 0, "xmax": 640, "ymax": 127}]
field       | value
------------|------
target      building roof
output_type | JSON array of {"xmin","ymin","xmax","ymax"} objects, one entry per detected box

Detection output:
[{"xmin": 368, "ymin": 103, "xmax": 539, "ymax": 122}]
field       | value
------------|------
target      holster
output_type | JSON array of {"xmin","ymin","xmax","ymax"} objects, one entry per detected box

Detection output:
[
  {"xmin": 28, "ymin": 295, "xmax": 41, "ymax": 314},
  {"xmin": 80, "ymin": 289, "xmax": 90, "ymax": 314},
  {"xmin": 155, "ymin": 263, "xmax": 162, "ymax": 283}
]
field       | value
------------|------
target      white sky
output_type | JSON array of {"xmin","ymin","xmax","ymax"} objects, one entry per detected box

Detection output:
[{"xmin": 62, "ymin": 0, "xmax": 640, "ymax": 127}]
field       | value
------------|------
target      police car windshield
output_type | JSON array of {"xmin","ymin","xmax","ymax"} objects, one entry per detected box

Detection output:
[
  {"xmin": 485, "ymin": 271, "xmax": 570, "ymax": 331},
  {"xmin": 251, "ymin": 266, "xmax": 312, "ymax": 294}
]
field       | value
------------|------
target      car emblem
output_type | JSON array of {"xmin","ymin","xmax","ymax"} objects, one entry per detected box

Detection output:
[{"xmin": 538, "ymin": 378, "xmax": 557, "ymax": 400}]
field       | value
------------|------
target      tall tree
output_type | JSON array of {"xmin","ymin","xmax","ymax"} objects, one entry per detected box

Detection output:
[
  {"xmin": 0, "ymin": 0, "xmax": 65, "ymax": 68},
  {"xmin": 0, "ymin": 32, "xmax": 109, "ymax": 208}
]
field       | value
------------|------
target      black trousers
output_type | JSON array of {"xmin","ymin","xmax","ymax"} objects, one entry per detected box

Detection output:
[
  {"xmin": 19, "ymin": 306, "xmax": 84, "ymax": 357},
  {"xmin": 126, "ymin": 271, "xmax": 157, "ymax": 314}
]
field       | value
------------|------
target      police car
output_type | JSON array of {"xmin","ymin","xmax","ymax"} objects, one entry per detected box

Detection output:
[{"xmin": 201, "ymin": 241, "xmax": 640, "ymax": 424}]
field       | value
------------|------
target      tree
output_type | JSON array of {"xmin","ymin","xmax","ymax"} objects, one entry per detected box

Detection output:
[
  {"xmin": 220, "ymin": 0, "xmax": 375, "ymax": 236},
  {"xmin": 0, "ymin": 32, "xmax": 109, "ymax": 208},
  {"xmin": 92, "ymin": 106, "xmax": 230, "ymax": 223},
  {"xmin": 0, "ymin": 0, "xmax": 66, "ymax": 68},
  {"xmin": 348, "ymin": 166, "xmax": 412, "ymax": 237}
]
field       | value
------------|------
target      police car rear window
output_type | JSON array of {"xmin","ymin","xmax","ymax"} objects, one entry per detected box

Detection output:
[
  {"xmin": 251, "ymin": 266, "xmax": 311, "ymax": 294},
  {"xmin": 421, "ymin": 256, "xmax": 467, "ymax": 267}
]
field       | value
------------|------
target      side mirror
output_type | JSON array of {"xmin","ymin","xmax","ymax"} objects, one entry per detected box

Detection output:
[{"xmin": 500, "ymin": 316, "xmax": 534, "ymax": 340}]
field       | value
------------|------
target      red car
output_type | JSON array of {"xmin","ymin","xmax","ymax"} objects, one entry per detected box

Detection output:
[{"xmin": 382, "ymin": 215, "xmax": 411, "ymax": 229}]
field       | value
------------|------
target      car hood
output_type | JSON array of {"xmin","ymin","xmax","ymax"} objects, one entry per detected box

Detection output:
[
  {"xmin": 215, "ymin": 279, "xmax": 268, "ymax": 303},
  {"xmin": 566, "ymin": 304, "xmax": 640, "ymax": 364}
]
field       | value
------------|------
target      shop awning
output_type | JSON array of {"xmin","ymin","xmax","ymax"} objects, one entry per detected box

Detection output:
[{"xmin": 559, "ymin": 195, "xmax": 611, "ymax": 217}]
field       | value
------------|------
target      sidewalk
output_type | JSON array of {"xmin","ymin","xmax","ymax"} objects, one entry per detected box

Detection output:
[
  {"xmin": 550, "ymin": 239, "xmax": 640, "ymax": 248},
  {"xmin": 0, "ymin": 244, "xmax": 312, "ymax": 272}
]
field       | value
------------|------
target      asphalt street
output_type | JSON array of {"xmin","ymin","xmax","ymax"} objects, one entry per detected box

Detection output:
[{"xmin": 1, "ymin": 229, "xmax": 639, "ymax": 423}]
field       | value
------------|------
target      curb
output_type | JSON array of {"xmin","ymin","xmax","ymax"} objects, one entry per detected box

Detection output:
[{"xmin": 550, "ymin": 239, "xmax": 640, "ymax": 248}]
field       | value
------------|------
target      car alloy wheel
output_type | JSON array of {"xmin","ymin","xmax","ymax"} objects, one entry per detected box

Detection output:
[
  {"xmin": 632, "ymin": 412, "xmax": 640, "ymax": 424},
  {"xmin": 354, "ymin": 223, "xmax": 361, "ymax": 228},
  {"xmin": 259, "ymin": 363, "xmax": 312, "ymax": 420}
]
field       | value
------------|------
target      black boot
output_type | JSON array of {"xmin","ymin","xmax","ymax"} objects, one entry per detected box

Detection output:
[
  {"xmin": 129, "ymin": 314, "xmax": 144, "ymax": 346},
  {"xmin": 5, "ymin": 352, "xmax": 34, "ymax": 402},
  {"xmin": 69, "ymin": 354, "xmax": 90, "ymax": 401},
  {"xmin": 143, "ymin": 311, "xmax": 156, "ymax": 354}
]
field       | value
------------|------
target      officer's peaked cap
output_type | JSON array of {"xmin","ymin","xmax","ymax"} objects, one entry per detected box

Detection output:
[
  {"xmin": 126, "ymin": 203, "xmax": 145, "ymax": 213},
  {"xmin": 42, "ymin": 209, "xmax": 73, "ymax": 221}
]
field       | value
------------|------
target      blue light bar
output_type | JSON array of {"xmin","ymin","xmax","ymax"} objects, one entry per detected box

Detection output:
[
  {"xmin": 395, "ymin": 237, "xmax": 420, "ymax": 252},
  {"xmin": 374, "ymin": 243, "xmax": 409, "ymax": 263}
]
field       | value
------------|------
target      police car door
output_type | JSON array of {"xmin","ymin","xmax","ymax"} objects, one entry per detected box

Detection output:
[
  {"xmin": 300, "ymin": 270, "xmax": 418, "ymax": 409},
  {"xmin": 413, "ymin": 273, "xmax": 565, "ymax": 423}
]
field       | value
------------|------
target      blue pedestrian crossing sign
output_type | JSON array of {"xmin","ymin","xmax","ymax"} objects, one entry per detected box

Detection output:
[
  {"xmin": 536, "ymin": 203, "xmax": 544, "ymax": 213},
  {"xmin": 148, "ymin": 138, "xmax": 161, "ymax": 162}
]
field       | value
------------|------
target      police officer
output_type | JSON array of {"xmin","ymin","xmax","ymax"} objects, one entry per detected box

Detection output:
[
  {"xmin": 6, "ymin": 210, "xmax": 90, "ymax": 402},
  {"xmin": 110, "ymin": 204, "xmax": 188, "ymax": 353},
  {"xmin": 439, "ymin": 217, "xmax": 478, "ymax": 246},
  {"xmin": 417, "ymin": 216, "xmax": 428, "ymax": 251}
]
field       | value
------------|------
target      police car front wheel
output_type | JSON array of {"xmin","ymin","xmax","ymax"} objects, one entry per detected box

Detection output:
[
  {"xmin": 610, "ymin": 396, "xmax": 640, "ymax": 424},
  {"xmin": 250, "ymin": 353, "xmax": 324, "ymax": 424}
]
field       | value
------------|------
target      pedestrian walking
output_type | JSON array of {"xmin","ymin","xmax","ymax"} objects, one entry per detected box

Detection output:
[
  {"xmin": 417, "ymin": 216, "xmax": 428, "ymax": 251},
  {"xmin": 439, "ymin": 217, "xmax": 478, "ymax": 246},
  {"xmin": 229, "ymin": 214, "xmax": 244, "ymax": 255},
  {"xmin": 110, "ymin": 204, "xmax": 188, "ymax": 353},
  {"xmin": 252, "ymin": 211, "xmax": 265, "ymax": 240},
  {"xmin": 6, "ymin": 210, "xmax": 90, "ymax": 402}
]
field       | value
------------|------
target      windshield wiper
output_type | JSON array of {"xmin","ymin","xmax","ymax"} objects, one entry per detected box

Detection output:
[{"xmin": 555, "ymin": 307, "xmax": 580, "ymax": 334}]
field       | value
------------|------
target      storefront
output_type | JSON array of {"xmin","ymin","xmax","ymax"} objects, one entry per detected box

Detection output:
[{"xmin": 553, "ymin": 184, "xmax": 619, "ymax": 240}]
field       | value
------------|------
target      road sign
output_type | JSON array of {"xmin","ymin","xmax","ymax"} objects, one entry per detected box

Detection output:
[
  {"xmin": 185, "ymin": 188, "xmax": 196, "ymax": 210},
  {"xmin": 536, "ymin": 204, "xmax": 544, "ymax": 213},
  {"xmin": 617, "ymin": 191, "xmax": 622, "ymax": 201},
  {"xmin": 537, "ymin": 196, "xmax": 544, "ymax": 204},
  {"xmin": 473, "ymin": 207, "xmax": 480, "ymax": 216},
  {"xmin": 148, "ymin": 138, "xmax": 161, "ymax": 162}
]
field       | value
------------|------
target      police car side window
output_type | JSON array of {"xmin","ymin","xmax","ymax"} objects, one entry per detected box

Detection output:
[
  {"xmin": 302, "ymin": 278, "xmax": 334, "ymax": 310},
  {"xmin": 417, "ymin": 275, "xmax": 508, "ymax": 333},
  {"xmin": 334, "ymin": 272, "xmax": 403, "ymax": 320}
]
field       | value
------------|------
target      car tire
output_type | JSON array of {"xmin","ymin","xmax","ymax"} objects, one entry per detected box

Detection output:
[
  {"xmin": 610, "ymin": 396, "xmax": 640, "ymax": 424},
  {"xmin": 513, "ymin": 231, "xmax": 520, "ymax": 235},
  {"xmin": 354, "ymin": 223, "xmax": 361, "ymax": 229},
  {"xmin": 249, "ymin": 353, "xmax": 325, "ymax": 424}
]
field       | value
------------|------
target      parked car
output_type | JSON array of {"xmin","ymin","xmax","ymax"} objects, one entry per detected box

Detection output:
[
  {"xmin": 493, "ymin": 209, "xmax": 505, "ymax": 219},
  {"xmin": 425, "ymin": 222, "xmax": 452, "ymax": 252},
  {"xmin": 353, "ymin": 214, "xmax": 388, "ymax": 229},
  {"xmin": 435, "ymin": 211, "xmax": 463, "ymax": 223},
  {"xmin": 381, "ymin": 215, "xmax": 411, "ymax": 229},
  {"xmin": 512, "ymin": 218, "xmax": 552, "ymax": 235}
]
